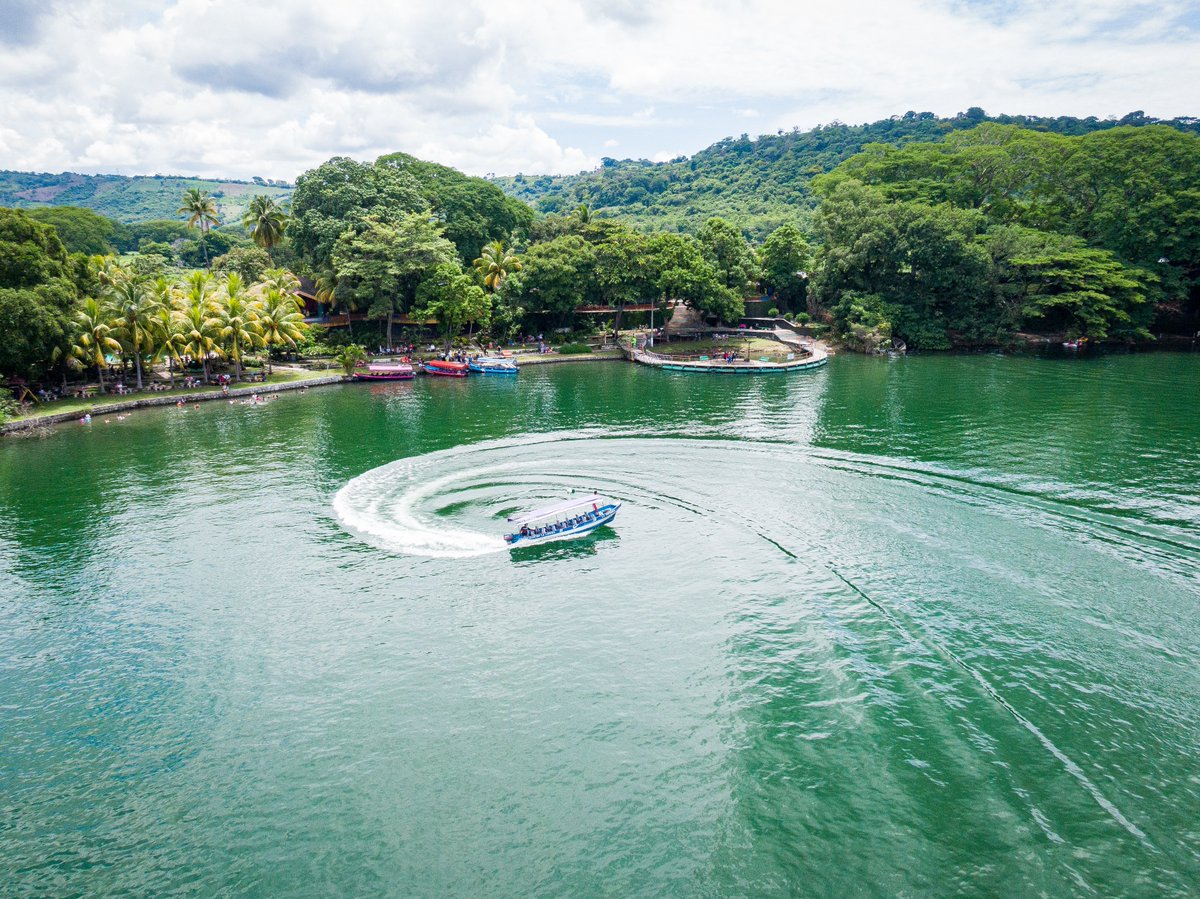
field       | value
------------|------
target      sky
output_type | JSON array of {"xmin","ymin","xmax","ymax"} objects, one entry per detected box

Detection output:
[{"xmin": 0, "ymin": 0, "xmax": 1197, "ymax": 182}]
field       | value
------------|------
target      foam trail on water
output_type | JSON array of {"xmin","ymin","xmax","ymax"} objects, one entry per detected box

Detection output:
[{"xmin": 333, "ymin": 460, "xmax": 508, "ymax": 558}]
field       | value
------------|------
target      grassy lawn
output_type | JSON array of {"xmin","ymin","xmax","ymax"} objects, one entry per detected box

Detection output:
[
  {"xmin": 12, "ymin": 367, "xmax": 333, "ymax": 422},
  {"xmin": 653, "ymin": 337, "xmax": 790, "ymax": 358}
]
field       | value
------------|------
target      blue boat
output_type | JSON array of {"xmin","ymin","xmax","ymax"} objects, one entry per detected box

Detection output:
[
  {"xmin": 469, "ymin": 357, "xmax": 519, "ymax": 375},
  {"xmin": 504, "ymin": 494, "xmax": 620, "ymax": 547}
]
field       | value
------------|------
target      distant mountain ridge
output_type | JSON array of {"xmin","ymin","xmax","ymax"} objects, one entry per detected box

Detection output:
[
  {"xmin": 490, "ymin": 109, "xmax": 1200, "ymax": 237},
  {"xmin": 0, "ymin": 170, "xmax": 292, "ymax": 225}
]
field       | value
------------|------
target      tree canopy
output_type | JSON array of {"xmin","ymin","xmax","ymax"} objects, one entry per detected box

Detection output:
[{"xmin": 0, "ymin": 209, "xmax": 79, "ymax": 375}]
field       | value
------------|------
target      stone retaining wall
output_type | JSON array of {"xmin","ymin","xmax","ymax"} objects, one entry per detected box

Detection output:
[
  {"xmin": 514, "ymin": 350, "xmax": 625, "ymax": 366},
  {"xmin": 2, "ymin": 375, "xmax": 346, "ymax": 434}
]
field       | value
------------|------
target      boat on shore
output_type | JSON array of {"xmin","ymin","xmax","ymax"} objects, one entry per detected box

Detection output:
[
  {"xmin": 353, "ymin": 362, "xmax": 414, "ymax": 381},
  {"xmin": 504, "ymin": 494, "xmax": 621, "ymax": 547},
  {"xmin": 468, "ymin": 357, "xmax": 518, "ymax": 375},
  {"xmin": 423, "ymin": 360, "xmax": 470, "ymax": 377}
]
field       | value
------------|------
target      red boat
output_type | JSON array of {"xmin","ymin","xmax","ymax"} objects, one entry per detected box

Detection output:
[
  {"xmin": 423, "ymin": 360, "xmax": 469, "ymax": 377},
  {"xmin": 353, "ymin": 362, "xmax": 414, "ymax": 381}
]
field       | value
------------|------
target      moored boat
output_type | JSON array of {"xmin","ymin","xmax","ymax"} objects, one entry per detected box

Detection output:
[
  {"xmin": 423, "ymin": 359, "xmax": 470, "ymax": 377},
  {"xmin": 468, "ymin": 357, "xmax": 518, "ymax": 374},
  {"xmin": 504, "ymin": 494, "xmax": 621, "ymax": 547},
  {"xmin": 353, "ymin": 362, "xmax": 414, "ymax": 381}
]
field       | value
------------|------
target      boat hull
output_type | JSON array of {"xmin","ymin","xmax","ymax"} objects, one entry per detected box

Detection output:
[
  {"xmin": 423, "ymin": 361, "xmax": 469, "ymax": 377},
  {"xmin": 506, "ymin": 503, "xmax": 620, "ymax": 547},
  {"xmin": 468, "ymin": 362, "xmax": 518, "ymax": 374},
  {"xmin": 353, "ymin": 370, "xmax": 414, "ymax": 381}
]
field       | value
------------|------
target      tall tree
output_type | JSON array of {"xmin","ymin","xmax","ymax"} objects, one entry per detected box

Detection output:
[
  {"xmin": 413, "ymin": 263, "xmax": 490, "ymax": 351},
  {"xmin": 473, "ymin": 240, "xmax": 522, "ymax": 292},
  {"xmin": 107, "ymin": 273, "xmax": 160, "ymax": 390},
  {"xmin": 289, "ymin": 157, "xmax": 425, "ymax": 274},
  {"xmin": 242, "ymin": 194, "xmax": 288, "ymax": 251},
  {"xmin": 697, "ymin": 217, "xmax": 761, "ymax": 295},
  {"xmin": 71, "ymin": 298, "xmax": 121, "ymax": 394},
  {"xmin": 178, "ymin": 188, "xmax": 220, "ymax": 267},
  {"xmin": 215, "ymin": 273, "xmax": 261, "ymax": 382},
  {"xmin": 174, "ymin": 272, "xmax": 223, "ymax": 382},
  {"xmin": 760, "ymin": 224, "xmax": 812, "ymax": 313},
  {"xmin": 646, "ymin": 232, "xmax": 739, "ymax": 322},
  {"xmin": 377, "ymin": 152, "xmax": 534, "ymax": 261},
  {"xmin": 0, "ymin": 209, "xmax": 77, "ymax": 377},
  {"xmin": 331, "ymin": 213, "xmax": 457, "ymax": 347},
  {"xmin": 255, "ymin": 286, "xmax": 308, "ymax": 375}
]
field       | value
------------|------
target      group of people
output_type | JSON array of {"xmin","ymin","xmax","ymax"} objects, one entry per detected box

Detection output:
[
  {"xmin": 519, "ymin": 510, "xmax": 600, "ymax": 538},
  {"xmin": 374, "ymin": 343, "xmax": 418, "ymax": 356}
]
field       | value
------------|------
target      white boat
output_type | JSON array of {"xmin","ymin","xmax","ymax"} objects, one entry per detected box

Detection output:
[
  {"xmin": 504, "ymin": 494, "xmax": 621, "ymax": 547},
  {"xmin": 469, "ymin": 357, "xmax": 519, "ymax": 374}
]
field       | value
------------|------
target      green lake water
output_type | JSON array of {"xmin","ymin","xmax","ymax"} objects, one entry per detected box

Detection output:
[{"xmin": 1, "ymin": 353, "xmax": 1198, "ymax": 895}]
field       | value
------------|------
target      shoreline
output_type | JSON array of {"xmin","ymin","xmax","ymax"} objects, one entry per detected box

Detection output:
[
  {"xmin": 2, "ymin": 351, "xmax": 626, "ymax": 434},
  {"xmin": 2, "ymin": 375, "xmax": 346, "ymax": 434}
]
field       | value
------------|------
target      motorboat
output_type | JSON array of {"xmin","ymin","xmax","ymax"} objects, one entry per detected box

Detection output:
[
  {"xmin": 468, "ymin": 357, "xmax": 519, "ymax": 374},
  {"xmin": 353, "ymin": 362, "xmax": 414, "ymax": 381},
  {"xmin": 423, "ymin": 359, "xmax": 470, "ymax": 377},
  {"xmin": 504, "ymin": 494, "xmax": 621, "ymax": 547}
]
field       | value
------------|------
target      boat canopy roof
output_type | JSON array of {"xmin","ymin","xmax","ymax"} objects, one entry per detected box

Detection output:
[{"xmin": 508, "ymin": 494, "xmax": 603, "ymax": 524}]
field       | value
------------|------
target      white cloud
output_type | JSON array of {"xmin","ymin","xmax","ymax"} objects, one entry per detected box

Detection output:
[{"xmin": 0, "ymin": 0, "xmax": 1195, "ymax": 181}]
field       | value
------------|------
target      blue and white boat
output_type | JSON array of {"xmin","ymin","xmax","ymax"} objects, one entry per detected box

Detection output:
[
  {"xmin": 469, "ymin": 357, "xmax": 518, "ymax": 375},
  {"xmin": 504, "ymin": 494, "xmax": 620, "ymax": 547}
]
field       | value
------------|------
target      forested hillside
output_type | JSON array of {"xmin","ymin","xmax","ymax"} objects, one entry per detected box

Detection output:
[
  {"xmin": 812, "ymin": 124, "xmax": 1200, "ymax": 349},
  {"xmin": 0, "ymin": 171, "xmax": 291, "ymax": 224},
  {"xmin": 492, "ymin": 110, "xmax": 1200, "ymax": 238}
]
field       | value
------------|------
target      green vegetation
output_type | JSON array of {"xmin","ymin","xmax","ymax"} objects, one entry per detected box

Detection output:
[
  {"xmin": 0, "ymin": 170, "xmax": 291, "ymax": 224},
  {"xmin": 5, "ymin": 110, "xmax": 1198, "ymax": 381},
  {"xmin": 492, "ymin": 110, "xmax": 1200, "ymax": 238},
  {"xmin": 0, "ymin": 203, "xmax": 311, "ymax": 399},
  {"xmin": 333, "ymin": 344, "xmax": 367, "ymax": 376},
  {"xmin": 556, "ymin": 341, "xmax": 592, "ymax": 355},
  {"xmin": 0, "ymin": 209, "xmax": 79, "ymax": 378},
  {"xmin": 812, "ymin": 124, "xmax": 1199, "ymax": 348},
  {"xmin": 178, "ymin": 188, "xmax": 220, "ymax": 267},
  {"xmin": 242, "ymin": 195, "xmax": 288, "ymax": 251},
  {"xmin": 377, "ymin": 152, "xmax": 534, "ymax": 261}
]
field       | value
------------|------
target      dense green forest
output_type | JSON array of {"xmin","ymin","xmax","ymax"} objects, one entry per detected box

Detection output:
[
  {"xmin": 492, "ymin": 110, "xmax": 1200, "ymax": 238},
  {"xmin": 0, "ymin": 170, "xmax": 291, "ymax": 224},
  {"xmin": 812, "ymin": 124, "xmax": 1200, "ymax": 348}
]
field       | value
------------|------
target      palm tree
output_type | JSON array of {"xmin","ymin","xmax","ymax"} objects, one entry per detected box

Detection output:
[
  {"xmin": 108, "ymin": 275, "xmax": 161, "ymax": 390},
  {"xmin": 149, "ymin": 302, "xmax": 185, "ymax": 389},
  {"xmin": 72, "ymin": 298, "xmax": 122, "ymax": 394},
  {"xmin": 255, "ymin": 286, "xmax": 308, "ymax": 375},
  {"xmin": 472, "ymin": 240, "xmax": 522, "ymax": 292},
  {"xmin": 313, "ymin": 268, "xmax": 338, "ymax": 310},
  {"xmin": 242, "ymin": 195, "xmax": 288, "ymax": 251},
  {"xmin": 175, "ymin": 271, "xmax": 223, "ymax": 382},
  {"xmin": 50, "ymin": 338, "xmax": 85, "ymax": 392},
  {"xmin": 178, "ymin": 188, "xmax": 220, "ymax": 267},
  {"xmin": 215, "ymin": 273, "xmax": 261, "ymax": 382},
  {"xmin": 333, "ymin": 344, "xmax": 367, "ymax": 376},
  {"xmin": 258, "ymin": 267, "xmax": 301, "ymax": 295}
]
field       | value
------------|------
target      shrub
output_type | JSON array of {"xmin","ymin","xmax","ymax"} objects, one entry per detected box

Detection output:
[
  {"xmin": 0, "ymin": 381, "xmax": 20, "ymax": 424},
  {"xmin": 768, "ymin": 307, "xmax": 780, "ymax": 316},
  {"xmin": 557, "ymin": 341, "xmax": 592, "ymax": 355},
  {"xmin": 333, "ymin": 344, "xmax": 367, "ymax": 375}
]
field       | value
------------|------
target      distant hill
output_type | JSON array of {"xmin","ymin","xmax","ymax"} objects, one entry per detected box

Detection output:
[
  {"xmin": 0, "ymin": 171, "xmax": 292, "ymax": 225},
  {"xmin": 491, "ymin": 109, "xmax": 1200, "ymax": 238}
]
